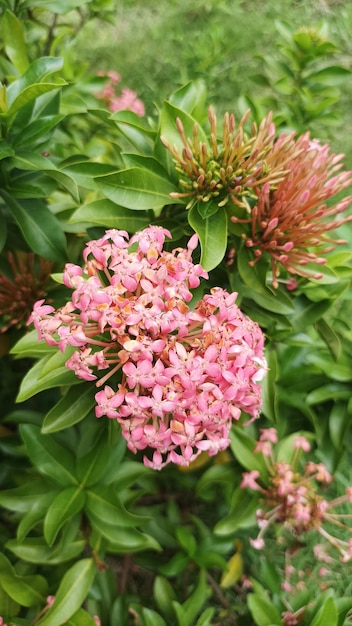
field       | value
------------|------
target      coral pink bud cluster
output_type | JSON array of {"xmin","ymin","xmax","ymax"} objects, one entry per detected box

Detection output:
[
  {"xmin": 241, "ymin": 428, "xmax": 352, "ymax": 562},
  {"xmin": 29, "ymin": 226, "xmax": 267, "ymax": 469}
]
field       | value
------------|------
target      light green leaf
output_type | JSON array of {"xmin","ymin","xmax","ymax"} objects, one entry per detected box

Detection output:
[
  {"xmin": 6, "ymin": 57, "xmax": 63, "ymax": 104},
  {"xmin": 310, "ymin": 597, "xmax": 337, "ymax": 626},
  {"xmin": 20, "ymin": 424, "xmax": 78, "ymax": 486},
  {"xmin": 16, "ymin": 352, "xmax": 78, "ymax": 403},
  {"xmin": 188, "ymin": 204, "xmax": 227, "ymax": 271},
  {"xmin": 247, "ymin": 593, "xmax": 282, "ymax": 626},
  {"xmin": 1, "ymin": 192, "xmax": 67, "ymax": 262},
  {"xmin": 6, "ymin": 82, "xmax": 66, "ymax": 118},
  {"xmin": 10, "ymin": 329, "xmax": 56, "ymax": 359},
  {"xmin": 0, "ymin": 555, "xmax": 47, "ymax": 607},
  {"xmin": 42, "ymin": 384, "xmax": 96, "ymax": 433},
  {"xmin": 36, "ymin": 559, "xmax": 96, "ymax": 626},
  {"xmin": 169, "ymin": 80, "xmax": 207, "ymax": 118},
  {"xmin": 1, "ymin": 10, "xmax": 30, "ymax": 73},
  {"xmin": 110, "ymin": 109, "xmax": 155, "ymax": 153},
  {"xmin": 95, "ymin": 167, "xmax": 179, "ymax": 211},
  {"xmin": 44, "ymin": 487, "xmax": 86, "ymax": 545},
  {"xmin": 21, "ymin": 0, "xmax": 93, "ymax": 12},
  {"xmin": 69, "ymin": 199, "xmax": 150, "ymax": 230}
]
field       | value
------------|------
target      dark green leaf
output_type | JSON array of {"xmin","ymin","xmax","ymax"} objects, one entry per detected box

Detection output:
[
  {"xmin": 85, "ymin": 487, "xmax": 147, "ymax": 527},
  {"xmin": 44, "ymin": 487, "xmax": 86, "ymax": 545},
  {"xmin": 215, "ymin": 488, "xmax": 258, "ymax": 535},
  {"xmin": 1, "ymin": 192, "xmax": 67, "ymax": 262},
  {"xmin": 42, "ymin": 384, "xmax": 96, "ymax": 433},
  {"xmin": 188, "ymin": 204, "xmax": 227, "ymax": 271},
  {"xmin": 20, "ymin": 424, "xmax": 78, "ymax": 486}
]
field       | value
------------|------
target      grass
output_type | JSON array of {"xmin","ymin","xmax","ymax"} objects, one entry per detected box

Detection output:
[{"xmin": 71, "ymin": 0, "xmax": 352, "ymax": 164}]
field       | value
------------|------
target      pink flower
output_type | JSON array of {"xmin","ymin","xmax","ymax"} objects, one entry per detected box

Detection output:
[
  {"xmin": 29, "ymin": 227, "xmax": 267, "ymax": 469},
  {"xmin": 240, "ymin": 470, "xmax": 261, "ymax": 491}
]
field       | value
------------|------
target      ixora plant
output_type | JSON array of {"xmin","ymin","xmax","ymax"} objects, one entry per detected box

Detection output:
[{"xmin": 1, "ymin": 64, "xmax": 352, "ymax": 626}]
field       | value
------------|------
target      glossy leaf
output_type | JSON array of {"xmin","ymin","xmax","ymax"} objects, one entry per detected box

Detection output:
[
  {"xmin": 1, "ymin": 10, "xmax": 29, "ymax": 74},
  {"xmin": 0, "ymin": 553, "xmax": 47, "ymax": 607},
  {"xmin": 10, "ymin": 329, "xmax": 56, "ymax": 359},
  {"xmin": 44, "ymin": 487, "xmax": 86, "ymax": 545},
  {"xmin": 6, "ymin": 57, "xmax": 63, "ymax": 105},
  {"xmin": 69, "ymin": 199, "xmax": 150, "ymax": 230},
  {"xmin": 87, "ymin": 508, "xmax": 160, "ymax": 553},
  {"xmin": 6, "ymin": 535, "xmax": 85, "ymax": 565},
  {"xmin": 86, "ymin": 487, "xmax": 147, "ymax": 527},
  {"xmin": 0, "ymin": 481, "xmax": 52, "ymax": 513},
  {"xmin": 1, "ymin": 193, "xmax": 67, "ymax": 262},
  {"xmin": 188, "ymin": 204, "xmax": 227, "ymax": 271},
  {"xmin": 17, "ymin": 491, "xmax": 58, "ymax": 542},
  {"xmin": 42, "ymin": 384, "xmax": 96, "ymax": 433},
  {"xmin": 16, "ymin": 352, "xmax": 78, "ymax": 403},
  {"xmin": 36, "ymin": 559, "xmax": 96, "ymax": 626},
  {"xmin": 20, "ymin": 424, "xmax": 78, "ymax": 486},
  {"xmin": 95, "ymin": 167, "xmax": 179, "ymax": 211}
]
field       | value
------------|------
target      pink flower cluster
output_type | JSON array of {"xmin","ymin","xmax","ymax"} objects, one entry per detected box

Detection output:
[
  {"xmin": 241, "ymin": 428, "xmax": 352, "ymax": 562},
  {"xmin": 28, "ymin": 226, "xmax": 267, "ymax": 469},
  {"xmin": 95, "ymin": 70, "xmax": 145, "ymax": 116}
]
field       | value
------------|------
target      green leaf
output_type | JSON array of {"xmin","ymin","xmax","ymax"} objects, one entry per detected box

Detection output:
[
  {"xmin": 247, "ymin": 593, "xmax": 282, "ymax": 626},
  {"xmin": 12, "ymin": 115, "xmax": 64, "ymax": 149},
  {"xmin": 36, "ymin": 559, "xmax": 96, "ymax": 626},
  {"xmin": 87, "ymin": 509, "xmax": 160, "ymax": 553},
  {"xmin": 141, "ymin": 608, "xmax": 167, "ymax": 626},
  {"xmin": 16, "ymin": 352, "xmax": 78, "ymax": 403},
  {"xmin": 6, "ymin": 535, "xmax": 85, "ymax": 565},
  {"xmin": 10, "ymin": 329, "xmax": 56, "ymax": 359},
  {"xmin": 6, "ymin": 57, "xmax": 64, "ymax": 107},
  {"xmin": 95, "ymin": 167, "xmax": 179, "ymax": 212},
  {"xmin": 214, "ymin": 487, "xmax": 258, "ymax": 535},
  {"xmin": 21, "ymin": 0, "xmax": 93, "ymax": 12},
  {"xmin": 310, "ymin": 597, "xmax": 337, "ymax": 626},
  {"xmin": 169, "ymin": 80, "xmax": 207, "ymax": 118},
  {"xmin": 17, "ymin": 491, "xmax": 58, "ymax": 542},
  {"xmin": 183, "ymin": 570, "xmax": 209, "ymax": 625},
  {"xmin": 0, "ymin": 552, "xmax": 48, "ymax": 607},
  {"xmin": 154, "ymin": 576, "xmax": 177, "ymax": 622},
  {"xmin": 261, "ymin": 344, "xmax": 279, "ymax": 422},
  {"xmin": 44, "ymin": 486, "xmax": 86, "ymax": 545},
  {"xmin": 20, "ymin": 424, "xmax": 78, "ymax": 486},
  {"xmin": 61, "ymin": 160, "xmax": 117, "ymax": 190},
  {"xmin": 229, "ymin": 427, "xmax": 267, "ymax": 473},
  {"xmin": 307, "ymin": 66, "xmax": 351, "ymax": 86},
  {"xmin": 69, "ymin": 199, "xmax": 150, "ymax": 230},
  {"xmin": 0, "ymin": 481, "xmax": 53, "ymax": 513},
  {"xmin": 6, "ymin": 82, "xmax": 66, "ymax": 118},
  {"xmin": 188, "ymin": 204, "xmax": 227, "ymax": 271},
  {"xmin": 1, "ymin": 11, "xmax": 29, "ymax": 73},
  {"xmin": 9, "ymin": 152, "xmax": 79, "ymax": 201},
  {"xmin": 315, "ymin": 318, "xmax": 341, "ymax": 360},
  {"xmin": 329, "ymin": 402, "xmax": 351, "ymax": 450},
  {"xmin": 291, "ymin": 299, "xmax": 333, "ymax": 332},
  {"xmin": 42, "ymin": 384, "xmax": 96, "ymax": 433},
  {"xmin": 110, "ymin": 109, "xmax": 155, "ymax": 153},
  {"xmin": 1, "ymin": 192, "xmax": 67, "ymax": 262},
  {"xmin": 66, "ymin": 608, "xmax": 98, "ymax": 626},
  {"xmin": 85, "ymin": 487, "xmax": 147, "ymax": 527},
  {"xmin": 306, "ymin": 383, "xmax": 351, "ymax": 405}
]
